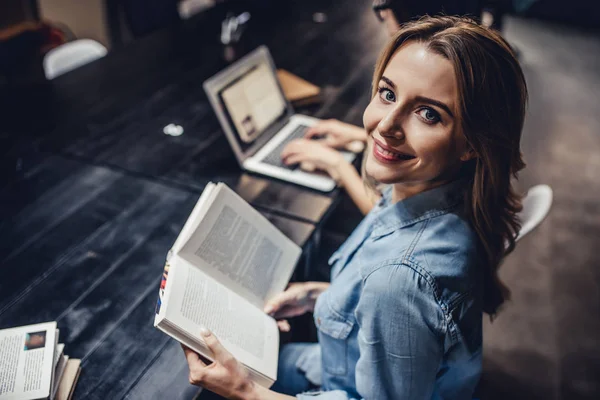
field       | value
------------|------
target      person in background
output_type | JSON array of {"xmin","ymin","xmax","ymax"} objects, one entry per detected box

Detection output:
[
  {"xmin": 281, "ymin": 0, "xmax": 485, "ymax": 215},
  {"xmin": 182, "ymin": 15, "xmax": 527, "ymax": 399}
]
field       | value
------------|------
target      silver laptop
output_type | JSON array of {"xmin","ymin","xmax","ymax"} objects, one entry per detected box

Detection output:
[{"xmin": 203, "ymin": 46, "xmax": 355, "ymax": 192}]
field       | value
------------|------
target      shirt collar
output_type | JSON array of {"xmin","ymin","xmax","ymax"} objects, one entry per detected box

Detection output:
[{"xmin": 372, "ymin": 180, "xmax": 467, "ymax": 237}]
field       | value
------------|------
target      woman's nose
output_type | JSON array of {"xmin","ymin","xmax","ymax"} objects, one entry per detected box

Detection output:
[{"xmin": 377, "ymin": 109, "xmax": 405, "ymax": 140}]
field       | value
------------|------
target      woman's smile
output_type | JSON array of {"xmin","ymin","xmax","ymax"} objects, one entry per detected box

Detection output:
[{"xmin": 372, "ymin": 137, "xmax": 416, "ymax": 164}]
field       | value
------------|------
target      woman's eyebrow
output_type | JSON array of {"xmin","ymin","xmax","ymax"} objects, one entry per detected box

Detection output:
[
  {"xmin": 380, "ymin": 76, "xmax": 455, "ymax": 118},
  {"xmin": 414, "ymin": 96, "xmax": 454, "ymax": 118},
  {"xmin": 381, "ymin": 76, "xmax": 396, "ymax": 90}
]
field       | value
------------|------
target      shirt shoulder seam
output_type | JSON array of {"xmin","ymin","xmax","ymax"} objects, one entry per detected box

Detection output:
[{"xmin": 361, "ymin": 260, "xmax": 449, "ymax": 327}]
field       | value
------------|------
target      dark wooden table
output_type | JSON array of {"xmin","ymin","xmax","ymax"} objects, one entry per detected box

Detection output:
[
  {"xmin": 0, "ymin": 0, "xmax": 387, "ymax": 398},
  {"xmin": 0, "ymin": 155, "xmax": 315, "ymax": 399},
  {"xmin": 2, "ymin": 0, "xmax": 386, "ymax": 223}
]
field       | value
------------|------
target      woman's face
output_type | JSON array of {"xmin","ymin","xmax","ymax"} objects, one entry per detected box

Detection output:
[{"xmin": 363, "ymin": 41, "xmax": 471, "ymax": 189}]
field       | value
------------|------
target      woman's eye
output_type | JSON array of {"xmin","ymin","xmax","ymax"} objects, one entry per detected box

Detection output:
[
  {"xmin": 378, "ymin": 88, "xmax": 396, "ymax": 103},
  {"xmin": 417, "ymin": 107, "xmax": 441, "ymax": 124}
]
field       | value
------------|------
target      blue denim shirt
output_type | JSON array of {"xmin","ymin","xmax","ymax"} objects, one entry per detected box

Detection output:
[{"xmin": 297, "ymin": 180, "xmax": 483, "ymax": 400}]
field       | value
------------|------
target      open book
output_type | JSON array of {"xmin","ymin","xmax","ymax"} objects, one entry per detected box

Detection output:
[
  {"xmin": 0, "ymin": 322, "xmax": 74, "ymax": 400},
  {"xmin": 154, "ymin": 183, "xmax": 302, "ymax": 388}
]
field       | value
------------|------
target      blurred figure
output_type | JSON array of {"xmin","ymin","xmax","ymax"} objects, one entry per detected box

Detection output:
[
  {"xmin": 282, "ymin": 0, "xmax": 484, "ymax": 214},
  {"xmin": 373, "ymin": 0, "xmax": 484, "ymax": 34}
]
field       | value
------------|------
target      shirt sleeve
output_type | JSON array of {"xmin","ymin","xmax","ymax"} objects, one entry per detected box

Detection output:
[{"xmin": 297, "ymin": 263, "xmax": 446, "ymax": 400}]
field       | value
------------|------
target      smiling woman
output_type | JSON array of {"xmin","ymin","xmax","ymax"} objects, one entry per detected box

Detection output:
[
  {"xmin": 364, "ymin": 41, "xmax": 470, "ymax": 192},
  {"xmin": 365, "ymin": 17, "xmax": 527, "ymax": 315},
  {"xmin": 182, "ymin": 16, "xmax": 528, "ymax": 400}
]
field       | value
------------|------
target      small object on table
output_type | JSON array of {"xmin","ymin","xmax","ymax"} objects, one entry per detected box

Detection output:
[
  {"xmin": 313, "ymin": 12, "xmax": 328, "ymax": 23},
  {"xmin": 277, "ymin": 69, "xmax": 322, "ymax": 107},
  {"xmin": 220, "ymin": 12, "xmax": 251, "ymax": 45}
]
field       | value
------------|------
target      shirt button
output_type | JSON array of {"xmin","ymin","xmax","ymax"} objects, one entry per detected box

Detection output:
[{"xmin": 317, "ymin": 317, "xmax": 321, "ymax": 326}]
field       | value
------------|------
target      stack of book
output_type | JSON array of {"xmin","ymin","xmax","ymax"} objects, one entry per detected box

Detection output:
[{"xmin": 0, "ymin": 322, "xmax": 81, "ymax": 400}]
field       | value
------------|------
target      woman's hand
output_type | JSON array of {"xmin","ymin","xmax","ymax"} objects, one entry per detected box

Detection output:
[
  {"xmin": 183, "ymin": 329, "xmax": 295, "ymax": 400},
  {"xmin": 183, "ymin": 329, "xmax": 256, "ymax": 400},
  {"xmin": 281, "ymin": 139, "xmax": 345, "ymax": 177},
  {"xmin": 264, "ymin": 282, "xmax": 330, "ymax": 331},
  {"xmin": 305, "ymin": 119, "xmax": 367, "ymax": 149}
]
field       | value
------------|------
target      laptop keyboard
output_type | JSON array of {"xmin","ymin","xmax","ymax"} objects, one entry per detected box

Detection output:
[{"xmin": 261, "ymin": 124, "xmax": 310, "ymax": 169}]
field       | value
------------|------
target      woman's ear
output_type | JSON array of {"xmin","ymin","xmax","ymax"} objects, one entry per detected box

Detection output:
[{"xmin": 460, "ymin": 147, "xmax": 477, "ymax": 162}]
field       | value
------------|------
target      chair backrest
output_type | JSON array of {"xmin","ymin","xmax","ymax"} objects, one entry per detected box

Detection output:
[
  {"xmin": 43, "ymin": 39, "xmax": 108, "ymax": 79},
  {"xmin": 516, "ymin": 184, "xmax": 553, "ymax": 242}
]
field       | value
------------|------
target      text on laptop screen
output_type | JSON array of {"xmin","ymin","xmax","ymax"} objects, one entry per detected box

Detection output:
[{"xmin": 219, "ymin": 61, "xmax": 287, "ymax": 147}]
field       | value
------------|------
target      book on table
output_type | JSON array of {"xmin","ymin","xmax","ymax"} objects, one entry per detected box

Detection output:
[
  {"xmin": 0, "ymin": 322, "xmax": 81, "ymax": 400},
  {"xmin": 276, "ymin": 69, "xmax": 321, "ymax": 107},
  {"xmin": 55, "ymin": 359, "xmax": 81, "ymax": 400},
  {"xmin": 153, "ymin": 182, "xmax": 302, "ymax": 388}
]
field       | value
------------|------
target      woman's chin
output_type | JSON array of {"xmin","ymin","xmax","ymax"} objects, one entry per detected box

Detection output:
[
  {"xmin": 365, "ymin": 169, "xmax": 405, "ymax": 185},
  {"xmin": 365, "ymin": 159, "xmax": 408, "ymax": 184}
]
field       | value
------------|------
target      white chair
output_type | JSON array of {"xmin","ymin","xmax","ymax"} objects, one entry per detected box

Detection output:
[
  {"xmin": 43, "ymin": 39, "xmax": 108, "ymax": 80},
  {"xmin": 515, "ymin": 184, "xmax": 553, "ymax": 242}
]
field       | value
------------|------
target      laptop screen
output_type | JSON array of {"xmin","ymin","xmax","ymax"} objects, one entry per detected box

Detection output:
[{"xmin": 218, "ymin": 61, "xmax": 288, "ymax": 153}]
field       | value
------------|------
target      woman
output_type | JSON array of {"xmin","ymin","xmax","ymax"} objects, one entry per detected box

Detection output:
[
  {"xmin": 182, "ymin": 16, "xmax": 527, "ymax": 399},
  {"xmin": 282, "ymin": 0, "xmax": 486, "ymax": 215}
]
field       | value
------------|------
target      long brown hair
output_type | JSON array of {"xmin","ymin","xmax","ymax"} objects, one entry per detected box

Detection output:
[{"xmin": 370, "ymin": 16, "xmax": 527, "ymax": 315}]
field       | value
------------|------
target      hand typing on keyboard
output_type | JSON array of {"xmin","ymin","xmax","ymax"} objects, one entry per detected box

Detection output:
[
  {"xmin": 280, "ymin": 139, "xmax": 346, "ymax": 180},
  {"xmin": 304, "ymin": 119, "xmax": 367, "ymax": 151}
]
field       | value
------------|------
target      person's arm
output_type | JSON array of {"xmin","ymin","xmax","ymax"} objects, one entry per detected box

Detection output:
[
  {"xmin": 280, "ymin": 139, "xmax": 379, "ymax": 215},
  {"xmin": 305, "ymin": 119, "xmax": 367, "ymax": 148},
  {"xmin": 292, "ymin": 263, "xmax": 445, "ymax": 400},
  {"xmin": 352, "ymin": 264, "xmax": 445, "ymax": 399},
  {"xmin": 334, "ymin": 157, "xmax": 379, "ymax": 215},
  {"xmin": 264, "ymin": 281, "xmax": 330, "ymax": 331}
]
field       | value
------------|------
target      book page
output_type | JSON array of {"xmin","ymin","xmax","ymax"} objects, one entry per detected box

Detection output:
[
  {"xmin": 179, "ymin": 183, "xmax": 301, "ymax": 308},
  {"xmin": 50, "ymin": 343, "xmax": 65, "ymax": 399},
  {"xmin": 170, "ymin": 182, "xmax": 217, "ymax": 257},
  {"xmin": 0, "ymin": 322, "xmax": 57, "ymax": 400},
  {"xmin": 52, "ymin": 355, "xmax": 68, "ymax": 400},
  {"xmin": 162, "ymin": 256, "xmax": 279, "ymax": 381},
  {"xmin": 55, "ymin": 359, "xmax": 81, "ymax": 400}
]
